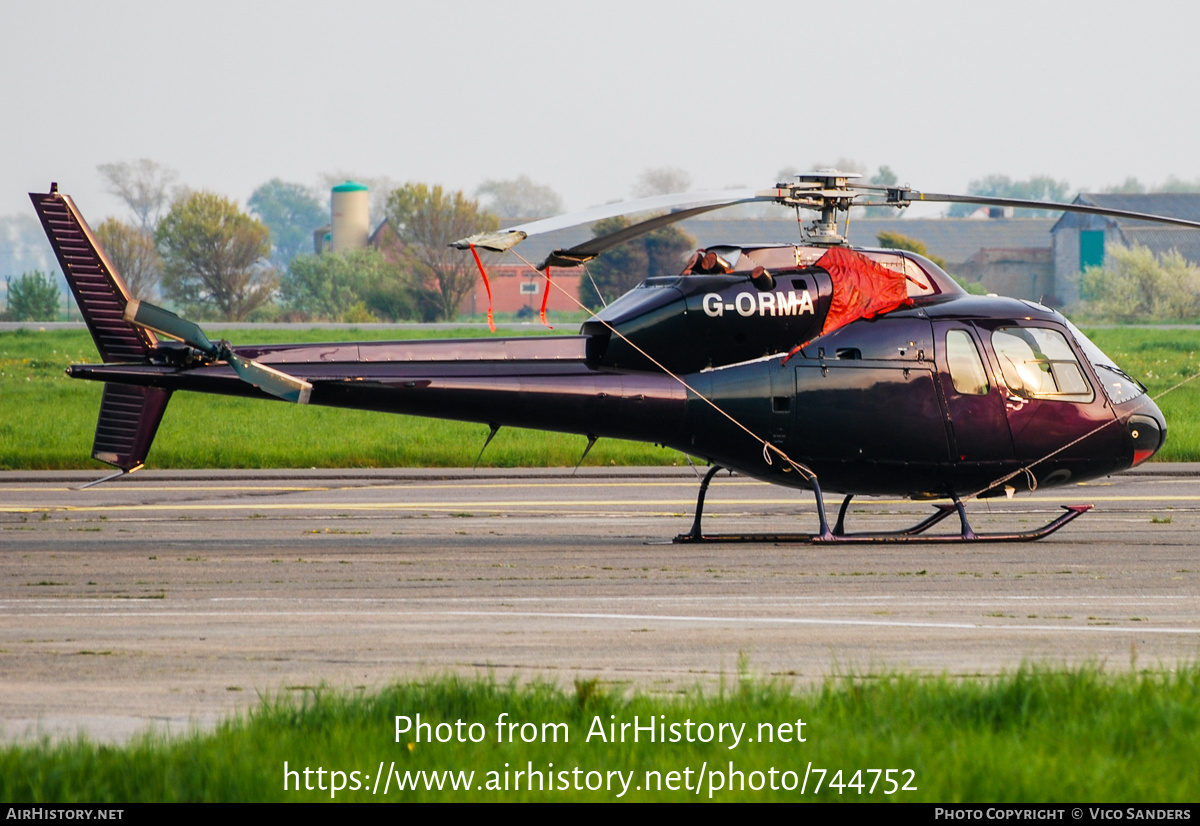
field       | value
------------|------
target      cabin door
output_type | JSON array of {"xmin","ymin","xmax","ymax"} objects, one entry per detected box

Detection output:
[
  {"xmin": 974, "ymin": 320, "xmax": 1120, "ymax": 480},
  {"xmin": 932, "ymin": 321, "xmax": 1014, "ymax": 464}
]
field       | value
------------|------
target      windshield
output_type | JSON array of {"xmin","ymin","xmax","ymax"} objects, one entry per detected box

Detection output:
[{"xmin": 1063, "ymin": 319, "xmax": 1147, "ymax": 405}]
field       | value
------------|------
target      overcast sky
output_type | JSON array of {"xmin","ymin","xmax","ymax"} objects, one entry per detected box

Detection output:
[{"xmin": 2, "ymin": 0, "xmax": 1198, "ymax": 223}]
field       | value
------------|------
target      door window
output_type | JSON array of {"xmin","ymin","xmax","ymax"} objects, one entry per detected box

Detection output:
[{"xmin": 945, "ymin": 329, "xmax": 989, "ymax": 395}]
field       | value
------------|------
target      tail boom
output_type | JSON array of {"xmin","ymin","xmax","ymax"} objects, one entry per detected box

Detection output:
[{"xmin": 65, "ymin": 352, "xmax": 689, "ymax": 446}]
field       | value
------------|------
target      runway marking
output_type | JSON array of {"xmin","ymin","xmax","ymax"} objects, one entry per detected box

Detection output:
[
  {"xmin": 1028, "ymin": 495, "xmax": 1200, "ymax": 502},
  {"xmin": 203, "ymin": 594, "xmax": 1191, "ymax": 604},
  {"xmin": 0, "ymin": 486, "xmax": 329, "ymax": 493},
  {"xmin": 2, "ymin": 607, "xmax": 1198, "ymax": 636},
  {"xmin": 2, "ymin": 594, "xmax": 1194, "ymax": 604},
  {"xmin": 361, "ymin": 481, "xmax": 764, "ymax": 490},
  {"xmin": 1, "ymin": 499, "xmax": 785, "ymax": 513},
  {"xmin": 444, "ymin": 610, "xmax": 1200, "ymax": 636},
  {"xmin": 0, "ymin": 481, "xmax": 760, "ymax": 494},
  {"xmin": 3, "ymin": 595, "xmax": 1194, "ymax": 609},
  {"xmin": 2, "ymin": 494, "xmax": 1200, "ymax": 514},
  {"xmin": 0, "ymin": 511, "xmax": 696, "ymax": 523},
  {"xmin": 0, "ymin": 476, "xmax": 1181, "ymax": 495}
]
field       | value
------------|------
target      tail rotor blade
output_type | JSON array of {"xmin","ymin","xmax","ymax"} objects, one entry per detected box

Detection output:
[
  {"xmin": 228, "ymin": 354, "xmax": 313, "ymax": 404},
  {"xmin": 124, "ymin": 300, "xmax": 312, "ymax": 404},
  {"xmin": 123, "ymin": 300, "xmax": 218, "ymax": 358}
]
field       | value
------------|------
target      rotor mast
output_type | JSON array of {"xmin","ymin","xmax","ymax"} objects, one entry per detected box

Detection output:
[{"xmin": 781, "ymin": 170, "xmax": 861, "ymax": 245}]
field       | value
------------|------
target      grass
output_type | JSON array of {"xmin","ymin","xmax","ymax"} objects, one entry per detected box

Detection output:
[
  {"xmin": 1, "ymin": 325, "xmax": 1198, "ymax": 469},
  {"xmin": 0, "ymin": 326, "xmax": 679, "ymax": 470},
  {"xmin": 1081, "ymin": 328, "xmax": 1200, "ymax": 461},
  {"xmin": 2, "ymin": 665, "xmax": 1199, "ymax": 802}
]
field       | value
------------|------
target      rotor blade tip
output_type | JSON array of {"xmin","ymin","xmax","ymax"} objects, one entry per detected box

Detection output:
[{"xmin": 451, "ymin": 230, "xmax": 527, "ymax": 252}]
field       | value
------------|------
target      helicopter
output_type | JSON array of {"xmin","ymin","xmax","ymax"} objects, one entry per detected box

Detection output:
[{"xmin": 30, "ymin": 171, "xmax": 1189, "ymax": 543}]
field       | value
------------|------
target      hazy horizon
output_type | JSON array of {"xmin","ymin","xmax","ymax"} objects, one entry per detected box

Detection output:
[{"xmin": 3, "ymin": 0, "xmax": 1199, "ymax": 227}]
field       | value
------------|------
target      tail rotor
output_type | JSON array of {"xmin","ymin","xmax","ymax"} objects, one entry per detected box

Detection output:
[{"xmin": 123, "ymin": 300, "xmax": 313, "ymax": 404}]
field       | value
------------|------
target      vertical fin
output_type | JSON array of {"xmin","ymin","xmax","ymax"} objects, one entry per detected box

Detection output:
[
  {"xmin": 31, "ymin": 186, "xmax": 170, "ymax": 472},
  {"xmin": 91, "ymin": 383, "xmax": 172, "ymax": 471},
  {"xmin": 29, "ymin": 185, "xmax": 156, "ymax": 363}
]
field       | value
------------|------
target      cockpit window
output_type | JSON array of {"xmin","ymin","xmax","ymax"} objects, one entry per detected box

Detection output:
[
  {"xmin": 902, "ymin": 258, "xmax": 938, "ymax": 298},
  {"xmin": 991, "ymin": 327, "xmax": 1094, "ymax": 403},
  {"xmin": 866, "ymin": 253, "xmax": 939, "ymax": 297},
  {"xmin": 945, "ymin": 329, "xmax": 989, "ymax": 395}
]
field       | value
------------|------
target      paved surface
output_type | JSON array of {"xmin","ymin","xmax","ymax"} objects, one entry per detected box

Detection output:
[{"xmin": 1, "ymin": 465, "xmax": 1198, "ymax": 743}]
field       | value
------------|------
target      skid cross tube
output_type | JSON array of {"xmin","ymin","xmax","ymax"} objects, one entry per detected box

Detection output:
[{"xmin": 674, "ymin": 469, "xmax": 1093, "ymax": 544}]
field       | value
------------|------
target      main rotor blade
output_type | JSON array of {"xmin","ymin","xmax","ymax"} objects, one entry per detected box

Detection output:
[
  {"xmin": 123, "ymin": 300, "xmax": 218, "ymax": 358},
  {"xmin": 227, "ymin": 353, "xmax": 313, "ymax": 404},
  {"xmin": 896, "ymin": 190, "xmax": 1200, "ymax": 230},
  {"xmin": 539, "ymin": 202, "xmax": 761, "ymax": 268},
  {"xmin": 453, "ymin": 188, "xmax": 773, "ymax": 252}
]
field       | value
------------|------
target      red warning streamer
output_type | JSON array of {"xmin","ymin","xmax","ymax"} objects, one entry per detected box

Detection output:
[
  {"xmin": 781, "ymin": 247, "xmax": 912, "ymax": 365},
  {"xmin": 468, "ymin": 243, "xmax": 496, "ymax": 333},
  {"xmin": 539, "ymin": 265, "xmax": 553, "ymax": 329}
]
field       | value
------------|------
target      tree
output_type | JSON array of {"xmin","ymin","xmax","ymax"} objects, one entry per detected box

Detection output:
[
  {"xmin": 475, "ymin": 175, "xmax": 564, "ymax": 218},
  {"xmin": 383, "ymin": 183, "xmax": 499, "ymax": 322},
  {"xmin": 579, "ymin": 216, "xmax": 695, "ymax": 310},
  {"xmin": 632, "ymin": 167, "xmax": 693, "ymax": 198},
  {"xmin": 94, "ymin": 218, "xmax": 161, "ymax": 300},
  {"xmin": 1080, "ymin": 244, "xmax": 1200, "ymax": 322},
  {"xmin": 248, "ymin": 179, "xmax": 328, "ymax": 267},
  {"xmin": 810, "ymin": 157, "xmax": 867, "ymax": 175},
  {"xmin": 948, "ymin": 174, "xmax": 1072, "ymax": 218},
  {"xmin": 1100, "ymin": 175, "xmax": 1200, "ymax": 194},
  {"xmin": 1157, "ymin": 175, "xmax": 1200, "ymax": 193},
  {"xmin": 6, "ymin": 270, "xmax": 61, "ymax": 321},
  {"xmin": 862, "ymin": 165, "xmax": 900, "ymax": 217},
  {"xmin": 1104, "ymin": 177, "xmax": 1147, "ymax": 194},
  {"xmin": 282, "ymin": 248, "xmax": 415, "ymax": 322},
  {"xmin": 96, "ymin": 159, "xmax": 181, "ymax": 230},
  {"xmin": 156, "ymin": 192, "xmax": 276, "ymax": 320},
  {"xmin": 871, "ymin": 165, "xmax": 898, "ymax": 187},
  {"xmin": 721, "ymin": 165, "xmax": 806, "ymax": 219},
  {"xmin": 876, "ymin": 230, "xmax": 986, "ymax": 294}
]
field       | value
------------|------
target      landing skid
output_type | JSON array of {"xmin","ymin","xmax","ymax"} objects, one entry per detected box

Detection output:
[{"xmin": 673, "ymin": 465, "xmax": 1093, "ymax": 544}]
